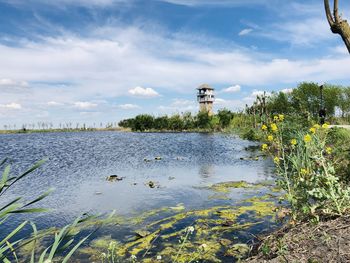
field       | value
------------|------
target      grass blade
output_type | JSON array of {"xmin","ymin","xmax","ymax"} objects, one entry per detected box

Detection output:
[{"xmin": 23, "ymin": 188, "xmax": 53, "ymax": 208}]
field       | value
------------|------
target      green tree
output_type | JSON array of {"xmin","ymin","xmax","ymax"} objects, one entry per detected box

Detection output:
[
  {"xmin": 154, "ymin": 116, "xmax": 169, "ymax": 130},
  {"xmin": 267, "ymin": 92, "xmax": 292, "ymax": 114},
  {"xmin": 133, "ymin": 114, "xmax": 154, "ymax": 131},
  {"xmin": 338, "ymin": 86, "xmax": 350, "ymax": 117},
  {"xmin": 196, "ymin": 111, "xmax": 211, "ymax": 129},
  {"xmin": 217, "ymin": 109, "xmax": 234, "ymax": 128},
  {"xmin": 291, "ymin": 82, "xmax": 320, "ymax": 117},
  {"xmin": 182, "ymin": 112, "xmax": 195, "ymax": 130}
]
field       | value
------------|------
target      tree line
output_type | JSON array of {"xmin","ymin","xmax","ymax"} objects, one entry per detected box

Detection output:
[
  {"xmin": 118, "ymin": 110, "xmax": 235, "ymax": 132},
  {"xmin": 247, "ymin": 82, "xmax": 350, "ymax": 119}
]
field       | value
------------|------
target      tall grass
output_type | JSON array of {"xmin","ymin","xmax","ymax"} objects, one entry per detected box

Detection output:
[{"xmin": 0, "ymin": 159, "xmax": 94, "ymax": 262}]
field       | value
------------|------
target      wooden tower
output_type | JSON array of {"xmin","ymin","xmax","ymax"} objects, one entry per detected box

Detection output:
[{"xmin": 197, "ymin": 84, "xmax": 215, "ymax": 115}]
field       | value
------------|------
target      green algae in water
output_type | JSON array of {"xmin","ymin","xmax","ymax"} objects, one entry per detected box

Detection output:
[{"xmin": 74, "ymin": 194, "xmax": 278, "ymax": 262}]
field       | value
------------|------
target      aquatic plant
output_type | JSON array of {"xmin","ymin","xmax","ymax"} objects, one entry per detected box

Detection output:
[{"xmin": 0, "ymin": 159, "xmax": 94, "ymax": 262}]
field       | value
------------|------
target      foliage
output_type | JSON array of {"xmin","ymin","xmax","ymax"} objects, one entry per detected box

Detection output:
[
  {"xmin": 0, "ymin": 159, "xmax": 94, "ymax": 262},
  {"xmin": 249, "ymin": 82, "xmax": 350, "ymax": 120},
  {"xmin": 261, "ymin": 117, "xmax": 350, "ymax": 221},
  {"xmin": 118, "ymin": 110, "xmax": 236, "ymax": 132}
]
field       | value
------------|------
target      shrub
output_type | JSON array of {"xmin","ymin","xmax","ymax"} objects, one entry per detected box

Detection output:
[{"xmin": 261, "ymin": 117, "xmax": 350, "ymax": 221}]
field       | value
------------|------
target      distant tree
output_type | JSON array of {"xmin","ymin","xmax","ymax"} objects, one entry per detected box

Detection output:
[
  {"xmin": 324, "ymin": 0, "xmax": 350, "ymax": 53},
  {"xmin": 133, "ymin": 114, "xmax": 154, "ymax": 131},
  {"xmin": 291, "ymin": 82, "xmax": 320, "ymax": 117},
  {"xmin": 267, "ymin": 92, "xmax": 292, "ymax": 114},
  {"xmin": 154, "ymin": 116, "xmax": 169, "ymax": 130},
  {"xmin": 217, "ymin": 109, "xmax": 234, "ymax": 128},
  {"xmin": 168, "ymin": 114, "xmax": 183, "ymax": 131},
  {"xmin": 338, "ymin": 86, "xmax": 350, "ymax": 117},
  {"xmin": 182, "ymin": 112, "xmax": 195, "ymax": 130},
  {"xmin": 196, "ymin": 111, "xmax": 211, "ymax": 129}
]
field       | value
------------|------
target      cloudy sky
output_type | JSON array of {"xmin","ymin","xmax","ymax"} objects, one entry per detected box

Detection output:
[{"xmin": 0, "ymin": 0, "xmax": 349, "ymax": 127}]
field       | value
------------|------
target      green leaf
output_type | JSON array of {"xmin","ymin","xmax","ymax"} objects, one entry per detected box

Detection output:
[
  {"xmin": 0, "ymin": 159, "xmax": 46, "ymax": 196},
  {"xmin": 23, "ymin": 188, "xmax": 53, "ymax": 208},
  {"xmin": 0, "ymin": 221, "xmax": 28, "ymax": 247},
  {"xmin": 30, "ymin": 222, "xmax": 37, "ymax": 263},
  {"xmin": 0, "ymin": 197, "xmax": 22, "ymax": 212},
  {"xmin": 61, "ymin": 233, "xmax": 93, "ymax": 263},
  {"xmin": 10, "ymin": 208, "xmax": 48, "ymax": 214},
  {"xmin": 0, "ymin": 165, "xmax": 10, "ymax": 192}
]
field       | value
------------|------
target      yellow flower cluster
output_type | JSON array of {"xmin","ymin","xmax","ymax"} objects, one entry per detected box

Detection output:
[
  {"xmin": 273, "ymin": 114, "xmax": 285, "ymax": 122},
  {"xmin": 267, "ymin": 135, "xmax": 274, "ymax": 142},
  {"xmin": 322, "ymin": 123, "xmax": 329, "ymax": 129},
  {"xmin": 326, "ymin": 147, "xmax": 332, "ymax": 154},
  {"xmin": 273, "ymin": 157, "xmax": 280, "ymax": 165},
  {"xmin": 304, "ymin": 134, "xmax": 312, "ymax": 143},
  {"xmin": 271, "ymin": 123, "xmax": 278, "ymax": 133},
  {"xmin": 309, "ymin": 127, "xmax": 316, "ymax": 134},
  {"xmin": 300, "ymin": 168, "xmax": 309, "ymax": 176},
  {"xmin": 290, "ymin": 138, "xmax": 297, "ymax": 146},
  {"xmin": 262, "ymin": 144, "xmax": 268, "ymax": 151},
  {"xmin": 261, "ymin": 124, "xmax": 267, "ymax": 131}
]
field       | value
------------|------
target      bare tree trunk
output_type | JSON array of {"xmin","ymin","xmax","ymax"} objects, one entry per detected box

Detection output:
[{"xmin": 325, "ymin": 0, "xmax": 350, "ymax": 53}]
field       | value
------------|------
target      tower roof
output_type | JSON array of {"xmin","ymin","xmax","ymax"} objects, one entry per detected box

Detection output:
[{"xmin": 197, "ymin": 84, "xmax": 214, "ymax": 90}]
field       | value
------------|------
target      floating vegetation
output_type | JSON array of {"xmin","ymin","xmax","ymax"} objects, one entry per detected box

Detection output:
[
  {"xmin": 106, "ymin": 175, "xmax": 125, "ymax": 182},
  {"xmin": 75, "ymin": 194, "xmax": 278, "ymax": 262}
]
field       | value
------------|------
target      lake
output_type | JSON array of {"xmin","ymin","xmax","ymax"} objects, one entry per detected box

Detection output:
[{"xmin": 0, "ymin": 131, "xmax": 279, "ymax": 262}]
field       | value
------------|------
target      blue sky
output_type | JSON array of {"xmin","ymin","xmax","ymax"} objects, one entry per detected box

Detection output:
[{"xmin": 0, "ymin": 0, "xmax": 349, "ymax": 127}]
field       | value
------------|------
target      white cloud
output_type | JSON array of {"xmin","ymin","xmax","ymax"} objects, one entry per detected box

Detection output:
[
  {"xmin": 0, "ymin": 102, "xmax": 22, "ymax": 110},
  {"xmin": 47, "ymin": 101, "xmax": 64, "ymax": 106},
  {"xmin": 73, "ymin": 101, "xmax": 98, "ymax": 109},
  {"xmin": 259, "ymin": 18, "xmax": 331, "ymax": 46},
  {"xmin": 221, "ymin": 85, "xmax": 241, "ymax": 93},
  {"xmin": 214, "ymin": 98, "xmax": 245, "ymax": 110},
  {"xmin": 281, "ymin": 88, "xmax": 293, "ymax": 94},
  {"xmin": 128, "ymin": 86, "xmax": 160, "ymax": 98},
  {"xmin": 242, "ymin": 90, "xmax": 272, "ymax": 105},
  {"xmin": 238, "ymin": 28, "xmax": 253, "ymax": 36},
  {"xmin": 117, "ymin": 103, "xmax": 140, "ymax": 110},
  {"xmin": 0, "ymin": 78, "xmax": 28, "ymax": 87},
  {"xmin": 158, "ymin": 98, "xmax": 196, "ymax": 113},
  {"xmin": 1, "ymin": 22, "xmax": 350, "ymax": 126}
]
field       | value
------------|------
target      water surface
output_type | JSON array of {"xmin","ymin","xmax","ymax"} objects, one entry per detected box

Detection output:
[{"xmin": 0, "ymin": 131, "xmax": 277, "ymax": 261}]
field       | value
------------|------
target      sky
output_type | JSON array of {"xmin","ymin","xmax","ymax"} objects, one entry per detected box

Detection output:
[{"xmin": 0, "ymin": 0, "xmax": 350, "ymax": 128}]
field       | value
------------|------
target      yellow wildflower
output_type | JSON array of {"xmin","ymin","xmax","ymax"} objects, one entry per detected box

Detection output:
[
  {"xmin": 278, "ymin": 114, "xmax": 285, "ymax": 121},
  {"xmin": 326, "ymin": 147, "xmax": 332, "ymax": 154},
  {"xmin": 267, "ymin": 135, "xmax": 274, "ymax": 142},
  {"xmin": 290, "ymin": 139, "xmax": 297, "ymax": 146},
  {"xmin": 322, "ymin": 123, "xmax": 329, "ymax": 129},
  {"xmin": 271, "ymin": 123, "xmax": 278, "ymax": 133},
  {"xmin": 273, "ymin": 157, "xmax": 280, "ymax": 165},
  {"xmin": 300, "ymin": 168, "xmax": 309, "ymax": 176},
  {"xmin": 309, "ymin": 127, "xmax": 316, "ymax": 134},
  {"xmin": 313, "ymin": 124, "xmax": 320, "ymax": 129},
  {"xmin": 304, "ymin": 134, "xmax": 312, "ymax": 143},
  {"xmin": 274, "ymin": 115, "xmax": 279, "ymax": 121},
  {"xmin": 261, "ymin": 124, "xmax": 267, "ymax": 131},
  {"xmin": 262, "ymin": 144, "xmax": 268, "ymax": 151}
]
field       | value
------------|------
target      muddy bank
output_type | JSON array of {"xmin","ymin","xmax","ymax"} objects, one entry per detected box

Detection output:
[{"xmin": 246, "ymin": 216, "xmax": 350, "ymax": 263}]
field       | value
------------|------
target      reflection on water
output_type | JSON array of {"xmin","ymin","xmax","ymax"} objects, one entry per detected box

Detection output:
[
  {"xmin": 199, "ymin": 164, "xmax": 215, "ymax": 179},
  {"xmin": 0, "ymin": 131, "xmax": 275, "ymax": 236}
]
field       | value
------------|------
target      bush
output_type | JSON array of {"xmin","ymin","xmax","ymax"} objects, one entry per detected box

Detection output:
[{"xmin": 261, "ymin": 118, "xmax": 350, "ymax": 221}]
